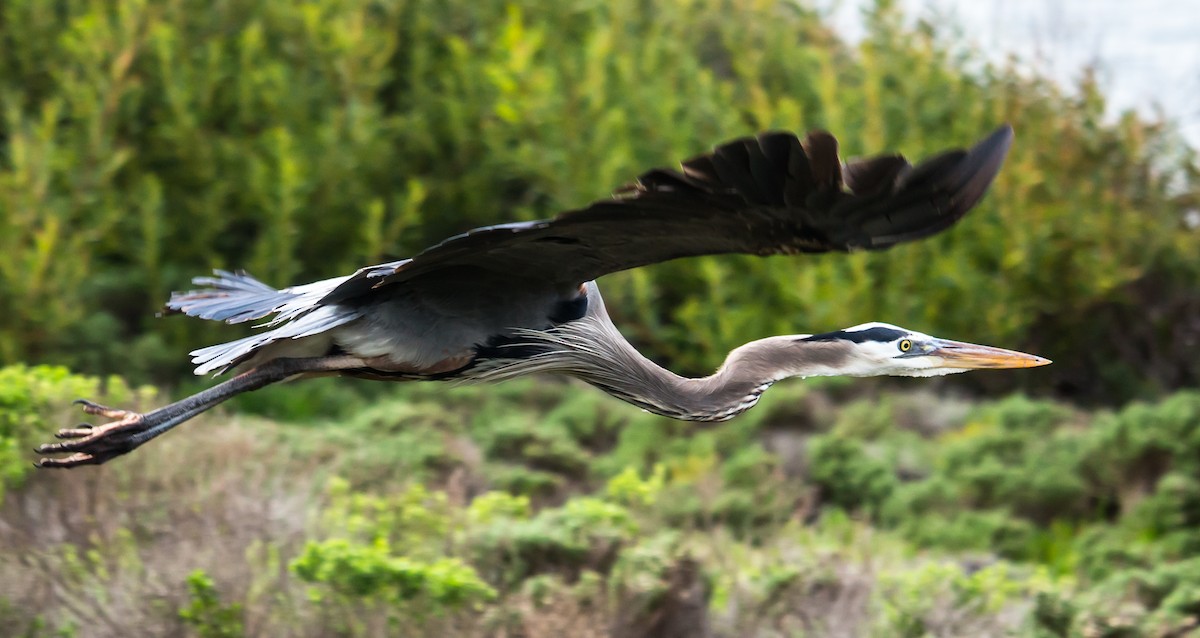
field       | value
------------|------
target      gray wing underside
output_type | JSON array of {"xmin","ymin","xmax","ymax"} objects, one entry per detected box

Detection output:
[{"xmin": 320, "ymin": 125, "xmax": 1014, "ymax": 305}]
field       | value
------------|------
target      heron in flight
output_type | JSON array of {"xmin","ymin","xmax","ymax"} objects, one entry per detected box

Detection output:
[{"xmin": 37, "ymin": 125, "xmax": 1047, "ymax": 468}]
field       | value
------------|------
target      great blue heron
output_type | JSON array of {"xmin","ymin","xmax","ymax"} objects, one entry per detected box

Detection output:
[{"xmin": 37, "ymin": 124, "xmax": 1047, "ymax": 468}]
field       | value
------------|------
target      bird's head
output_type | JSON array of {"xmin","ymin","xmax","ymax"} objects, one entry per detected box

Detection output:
[{"xmin": 791, "ymin": 322, "xmax": 1050, "ymax": 378}]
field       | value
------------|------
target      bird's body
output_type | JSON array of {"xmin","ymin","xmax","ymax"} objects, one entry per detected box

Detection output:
[{"xmin": 36, "ymin": 124, "xmax": 1049, "ymax": 468}]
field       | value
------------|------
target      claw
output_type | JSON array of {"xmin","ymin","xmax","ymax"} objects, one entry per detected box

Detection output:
[{"xmin": 74, "ymin": 399, "xmax": 132, "ymax": 419}]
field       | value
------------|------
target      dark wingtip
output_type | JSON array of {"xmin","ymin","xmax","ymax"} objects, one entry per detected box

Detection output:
[
  {"xmin": 847, "ymin": 125, "xmax": 1017, "ymax": 248},
  {"xmin": 970, "ymin": 124, "xmax": 1015, "ymax": 177},
  {"xmin": 950, "ymin": 123, "xmax": 1015, "ymax": 215},
  {"xmin": 983, "ymin": 123, "xmax": 1015, "ymax": 150}
]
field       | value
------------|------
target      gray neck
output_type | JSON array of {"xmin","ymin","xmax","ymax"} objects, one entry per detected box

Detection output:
[
  {"xmin": 469, "ymin": 287, "xmax": 847, "ymax": 421},
  {"xmin": 588, "ymin": 335, "xmax": 800, "ymax": 422}
]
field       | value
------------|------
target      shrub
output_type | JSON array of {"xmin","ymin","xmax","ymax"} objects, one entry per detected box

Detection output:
[
  {"xmin": 1080, "ymin": 392, "xmax": 1200, "ymax": 514},
  {"xmin": 807, "ymin": 434, "xmax": 896, "ymax": 515},
  {"xmin": 876, "ymin": 561, "xmax": 1059, "ymax": 637},
  {"xmin": 178, "ymin": 571, "xmax": 244, "ymax": 638},
  {"xmin": 315, "ymin": 478, "xmax": 453, "ymax": 560},
  {"xmin": 291, "ymin": 478, "xmax": 495, "ymax": 630},
  {"xmin": 470, "ymin": 497, "xmax": 637, "ymax": 585},
  {"xmin": 605, "ymin": 464, "xmax": 666, "ymax": 508},
  {"xmin": 1065, "ymin": 558, "xmax": 1200, "ymax": 637},
  {"xmin": 897, "ymin": 397, "xmax": 1091, "ymax": 525},
  {"xmin": 291, "ymin": 543, "xmax": 494, "ymax": 607},
  {"xmin": 893, "ymin": 509, "xmax": 1038, "ymax": 560}
]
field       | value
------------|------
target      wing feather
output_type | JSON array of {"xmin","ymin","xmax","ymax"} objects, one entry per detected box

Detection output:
[{"xmin": 320, "ymin": 125, "xmax": 1014, "ymax": 305}]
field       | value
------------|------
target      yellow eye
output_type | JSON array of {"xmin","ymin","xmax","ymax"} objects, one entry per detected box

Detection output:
[{"xmin": 899, "ymin": 339, "xmax": 912, "ymax": 352}]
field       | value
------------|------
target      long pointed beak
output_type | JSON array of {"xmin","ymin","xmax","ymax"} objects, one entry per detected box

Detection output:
[{"xmin": 929, "ymin": 339, "xmax": 1052, "ymax": 369}]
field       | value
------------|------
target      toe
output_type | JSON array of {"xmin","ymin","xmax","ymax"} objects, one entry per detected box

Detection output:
[
  {"xmin": 38, "ymin": 434, "xmax": 108, "ymax": 454},
  {"xmin": 36, "ymin": 452, "xmax": 99, "ymax": 468},
  {"xmin": 55, "ymin": 424, "xmax": 95, "ymax": 439},
  {"xmin": 37, "ymin": 441, "xmax": 73, "ymax": 454},
  {"xmin": 75, "ymin": 399, "xmax": 129, "ymax": 419}
]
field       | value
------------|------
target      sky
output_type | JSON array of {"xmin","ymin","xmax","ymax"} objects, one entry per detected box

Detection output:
[{"xmin": 823, "ymin": 0, "xmax": 1200, "ymax": 145}]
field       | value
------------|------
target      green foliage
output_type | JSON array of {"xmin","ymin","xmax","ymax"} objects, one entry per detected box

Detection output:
[
  {"xmin": 485, "ymin": 463, "xmax": 565, "ymax": 499},
  {"xmin": 876, "ymin": 561, "xmax": 1058, "ymax": 637},
  {"xmin": 892, "ymin": 509, "xmax": 1039, "ymax": 560},
  {"xmin": 1083, "ymin": 392, "xmax": 1200, "ymax": 503},
  {"xmin": 292, "ymin": 543, "xmax": 494, "ymax": 607},
  {"xmin": 605, "ymin": 464, "xmax": 666, "ymax": 507},
  {"xmin": 1059, "ymin": 558, "xmax": 1200, "ymax": 637},
  {"xmin": 291, "ymin": 477, "xmax": 495, "ymax": 630},
  {"xmin": 925, "ymin": 397, "xmax": 1087, "ymax": 524},
  {"xmin": 4, "ymin": 362, "xmax": 1200, "ymax": 635},
  {"xmin": 836, "ymin": 390, "xmax": 1200, "ymax": 634},
  {"xmin": 470, "ymin": 496, "xmax": 637, "ymax": 584},
  {"xmin": 315, "ymin": 478, "xmax": 454, "ymax": 560},
  {"xmin": 178, "ymin": 570, "xmax": 244, "ymax": 638},
  {"xmin": 0, "ymin": 0, "xmax": 1194, "ymax": 403},
  {"xmin": 480, "ymin": 414, "xmax": 591, "ymax": 479},
  {"xmin": 808, "ymin": 433, "xmax": 896, "ymax": 515}
]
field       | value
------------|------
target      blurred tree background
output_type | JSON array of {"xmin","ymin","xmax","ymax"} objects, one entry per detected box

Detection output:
[
  {"xmin": 1, "ymin": 0, "xmax": 1197, "ymax": 402},
  {"xmin": 2, "ymin": 0, "xmax": 1200, "ymax": 636}
]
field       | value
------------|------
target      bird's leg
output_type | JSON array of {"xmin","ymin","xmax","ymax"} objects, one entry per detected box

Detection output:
[{"xmin": 35, "ymin": 355, "xmax": 366, "ymax": 469}]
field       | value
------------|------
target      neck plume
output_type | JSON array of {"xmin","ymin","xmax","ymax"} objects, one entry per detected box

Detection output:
[
  {"xmin": 471, "ymin": 312, "xmax": 844, "ymax": 422},
  {"xmin": 574, "ymin": 331, "xmax": 792, "ymax": 422}
]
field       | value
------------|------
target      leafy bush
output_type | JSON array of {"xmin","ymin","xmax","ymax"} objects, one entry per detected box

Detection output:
[
  {"xmin": 292, "ymin": 543, "xmax": 494, "ymax": 607},
  {"xmin": 1060, "ymin": 558, "xmax": 1200, "ymax": 637},
  {"xmin": 892, "ymin": 509, "xmax": 1038, "ymax": 560},
  {"xmin": 4, "ymin": 363, "xmax": 1200, "ymax": 635},
  {"xmin": 808, "ymin": 434, "xmax": 896, "ymax": 515},
  {"xmin": 605, "ymin": 464, "xmax": 666, "ymax": 507},
  {"xmin": 470, "ymin": 496, "xmax": 637, "ymax": 585},
  {"xmin": 930, "ymin": 397, "xmax": 1088, "ymax": 523},
  {"xmin": 480, "ymin": 415, "xmax": 591, "ymax": 479},
  {"xmin": 178, "ymin": 571, "xmax": 244, "ymax": 638},
  {"xmin": 314, "ymin": 478, "xmax": 453, "ymax": 560},
  {"xmin": 876, "ymin": 561, "xmax": 1058, "ymax": 637},
  {"xmin": 290, "ymin": 478, "xmax": 494, "ymax": 633},
  {"xmin": 1081, "ymin": 392, "xmax": 1200, "ymax": 511}
]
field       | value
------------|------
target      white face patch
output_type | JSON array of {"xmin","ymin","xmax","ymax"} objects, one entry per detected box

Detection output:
[{"xmin": 801, "ymin": 322, "xmax": 975, "ymax": 378}]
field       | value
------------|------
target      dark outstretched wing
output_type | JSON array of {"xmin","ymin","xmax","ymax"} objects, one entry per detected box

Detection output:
[{"xmin": 321, "ymin": 125, "xmax": 1013, "ymax": 305}]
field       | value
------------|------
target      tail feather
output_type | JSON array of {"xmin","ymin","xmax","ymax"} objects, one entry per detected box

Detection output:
[
  {"xmin": 167, "ymin": 269, "xmax": 362, "ymax": 375},
  {"xmin": 166, "ymin": 270, "xmax": 294, "ymax": 324},
  {"xmin": 189, "ymin": 305, "xmax": 361, "ymax": 375}
]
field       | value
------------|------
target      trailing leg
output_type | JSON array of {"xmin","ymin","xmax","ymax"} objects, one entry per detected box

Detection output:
[{"xmin": 36, "ymin": 355, "xmax": 366, "ymax": 468}]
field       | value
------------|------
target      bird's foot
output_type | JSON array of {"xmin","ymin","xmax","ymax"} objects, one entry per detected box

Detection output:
[{"xmin": 35, "ymin": 400, "xmax": 150, "ymax": 468}]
